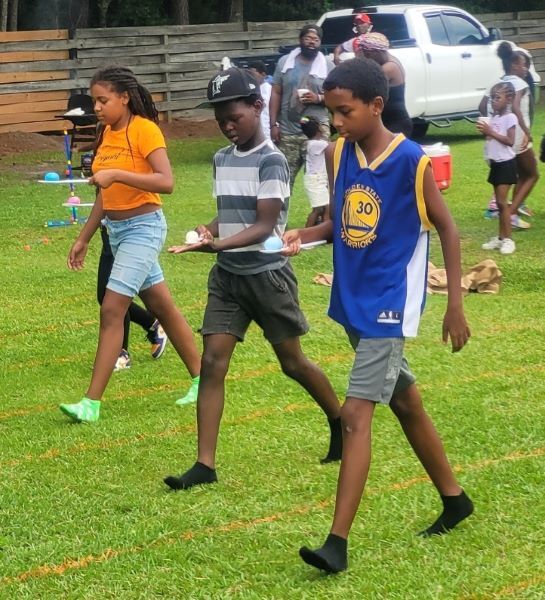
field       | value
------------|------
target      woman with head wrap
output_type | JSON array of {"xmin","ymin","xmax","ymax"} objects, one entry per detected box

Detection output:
[{"xmin": 355, "ymin": 32, "xmax": 413, "ymax": 137}]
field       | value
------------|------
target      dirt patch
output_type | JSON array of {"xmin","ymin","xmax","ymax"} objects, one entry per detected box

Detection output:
[
  {"xmin": 0, "ymin": 131, "xmax": 64, "ymax": 157},
  {"xmin": 160, "ymin": 117, "xmax": 220, "ymax": 140}
]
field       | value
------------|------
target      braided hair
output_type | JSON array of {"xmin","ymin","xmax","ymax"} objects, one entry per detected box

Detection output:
[
  {"xmin": 490, "ymin": 80, "xmax": 516, "ymax": 103},
  {"xmin": 91, "ymin": 66, "xmax": 158, "ymax": 121},
  {"xmin": 91, "ymin": 66, "xmax": 159, "ymax": 158}
]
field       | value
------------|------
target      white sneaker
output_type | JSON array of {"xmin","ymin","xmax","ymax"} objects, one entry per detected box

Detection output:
[
  {"xmin": 518, "ymin": 204, "xmax": 533, "ymax": 218},
  {"xmin": 114, "ymin": 349, "xmax": 131, "ymax": 371},
  {"xmin": 511, "ymin": 215, "xmax": 531, "ymax": 229},
  {"xmin": 147, "ymin": 319, "xmax": 168, "ymax": 359},
  {"xmin": 500, "ymin": 238, "xmax": 516, "ymax": 254},
  {"xmin": 482, "ymin": 236, "xmax": 502, "ymax": 250}
]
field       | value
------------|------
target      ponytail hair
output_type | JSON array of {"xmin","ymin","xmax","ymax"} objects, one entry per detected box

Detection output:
[
  {"xmin": 299, "ymin": 115, "xmax": 321, "ymax": 139},
  {"xmin": 90, "ymin": 66, "xmax": 158, "ymax": 122},
  {"xmin": 497, "ymin": 41, "xmax": 527, "ymax": 75}
]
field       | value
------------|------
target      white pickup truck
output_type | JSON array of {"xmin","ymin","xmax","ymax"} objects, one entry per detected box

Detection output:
[{"xmin": 317, "ymin": 5, "xmax": 540, "ymax": 137}]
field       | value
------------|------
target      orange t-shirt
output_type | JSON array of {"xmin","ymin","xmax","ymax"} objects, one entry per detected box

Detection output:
[{"xmin": 93, "ymin": 115, "xmax": 166, "ymax": 211}]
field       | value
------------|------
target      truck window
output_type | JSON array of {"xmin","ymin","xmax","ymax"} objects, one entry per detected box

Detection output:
[
  {"xmin": 425, "ymin": 14, "xmax": 449, "ymax": 46},
  {"xmin": 442, "ymin": 13, "xmax": 486, "ymax": 45},
  {"xmin": 321, "ymin": 16, "xmax": 354, "ymax": 47},
  {"xmin": 370, "ymin": 15, "xmax": 409, "ymax": 43}
]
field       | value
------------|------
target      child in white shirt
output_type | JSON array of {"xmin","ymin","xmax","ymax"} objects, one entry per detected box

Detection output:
[
  {"xmin": 249, "ymin": 60, "xmax": 272, "ymax": 143},
  {"xmin": 477, "ymin": 81, "xmax": 518, "ymax": 255},
  {"xmin": 300, "ymin": 116, "xmax": 329, "ymax": 227}
]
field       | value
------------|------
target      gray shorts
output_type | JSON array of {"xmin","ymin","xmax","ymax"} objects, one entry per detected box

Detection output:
[
  {"xmin": 201, "ymin": 263, "xmax": 309, "ymax": 345},
  {"xmin": 347, "ymin": 335, "xmax": 416, "ymax": 404}
]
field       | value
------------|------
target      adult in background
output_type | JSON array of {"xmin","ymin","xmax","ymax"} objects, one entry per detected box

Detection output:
[
  {"xmin": 355, "ymin": 32, "xmax": 413, "ymax": 138},
  {"xmin": 333, "ymin": 12, "xmax": 373, "ymax": 65},
  {"xmin": 248, "ymin": 60, "xmax": 272, "ymax": 143},
  {"xmin": 269, "ymin": 24, "xmax": 334, "ymax": 191}
]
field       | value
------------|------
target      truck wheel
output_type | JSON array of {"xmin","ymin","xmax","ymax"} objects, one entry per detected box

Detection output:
[{"xmin": 410, "ymin": 122, "xmax": 429, "ymax": 140}]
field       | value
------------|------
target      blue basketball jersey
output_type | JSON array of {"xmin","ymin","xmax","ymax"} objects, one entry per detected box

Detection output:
[{"xmin": 329, "ymin": 135, "xmax": 432, "ymax": 338}]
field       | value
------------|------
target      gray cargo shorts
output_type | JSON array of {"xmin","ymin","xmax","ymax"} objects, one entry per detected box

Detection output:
[
  {"xmin": 201, "ymin": 263, "xmax": 309, "ymax": 345},
  {"xmin": 346, "ymin": 335, "xmax": 416, "ymax": 404}
]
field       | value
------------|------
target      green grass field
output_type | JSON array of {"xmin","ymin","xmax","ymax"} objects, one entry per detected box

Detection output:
[{"xmin": 1, "ymin": 109, "xmax": 544, "ymax": 599}]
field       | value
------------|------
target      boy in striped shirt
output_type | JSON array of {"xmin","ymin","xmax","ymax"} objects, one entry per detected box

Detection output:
[{"xmin": 164, "ymin": 68, "xmax": 342, "ymax": 491}]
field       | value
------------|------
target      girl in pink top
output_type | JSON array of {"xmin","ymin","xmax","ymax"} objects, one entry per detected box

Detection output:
[{"xmin": 477, "ymin": 81, "xmax": 518, "ymax": 255}]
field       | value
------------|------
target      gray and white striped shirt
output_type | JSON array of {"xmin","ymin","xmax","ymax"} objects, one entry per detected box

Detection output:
[{"xmin": 213, "ymin": 140, "xmax": 290, "ymax": 275}]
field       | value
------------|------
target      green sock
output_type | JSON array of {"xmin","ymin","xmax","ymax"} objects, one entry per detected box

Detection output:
[
  {"xmin": 59, "ymin": 397, "xmax": 101, "ymax": 423},
  {"xmin": 175, "ymin": 375, "xmax": 200, "ymax": 406}
]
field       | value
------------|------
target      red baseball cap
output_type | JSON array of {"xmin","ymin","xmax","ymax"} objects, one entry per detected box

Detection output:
[{"xmin": 354, "ymin": 13, "xmax": 371, "ymax": 24}]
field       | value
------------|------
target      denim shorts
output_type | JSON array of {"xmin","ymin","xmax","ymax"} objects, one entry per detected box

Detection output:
[
  {"xmin": 202, "ymin": 263, "xmax": 309, "ymax": 344},
  {"xmin": 103, "ymin": 209, "xmax": 167, "ymax": 298},
  {"xmin": 346, "ymin": 335, "xmax": 416, "ymax": 404}
]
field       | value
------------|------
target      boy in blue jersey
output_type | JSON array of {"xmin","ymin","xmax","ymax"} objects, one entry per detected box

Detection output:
[
  {"xmin": 163, "ymin": 67, "xmax": 342, "ymax": 491},
  {"xmin": 284, "ymin": 58, "xmax": 473, "ymax": 573}
]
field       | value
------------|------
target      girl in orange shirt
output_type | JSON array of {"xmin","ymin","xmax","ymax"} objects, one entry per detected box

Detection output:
[{"xmin": 62, "ymin": 66, "xmax": 200, "ymax": 422}]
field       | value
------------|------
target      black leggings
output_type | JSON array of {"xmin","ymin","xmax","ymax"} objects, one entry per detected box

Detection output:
[{"xmin": 97, "ymin": 226, "xmax": 156, "ymax": 351}]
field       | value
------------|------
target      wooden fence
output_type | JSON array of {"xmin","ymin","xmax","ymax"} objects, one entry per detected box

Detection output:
[
  {"xmin": 0, "ymin": 30, "xmax": 72, "ymax": 133},
  {"xmin": 0, "ymin": 21, "xmax": 306, "ymax": 134},
  {"xmin": 479, "ymin": 11, "xmax": 545, "ymax": 83},
  {"xmin": 0, "ymin": 12, "xmax": 544, "ymax": 134}
]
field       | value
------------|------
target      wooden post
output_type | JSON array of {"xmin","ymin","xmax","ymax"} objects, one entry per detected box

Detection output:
[
  {"xmin": 162, "ymin": 33, "xmax": 172, "ymax": 123},
  {"xmin": 0, "ymin": 0, "xmax": 8, "ymax": 32}
]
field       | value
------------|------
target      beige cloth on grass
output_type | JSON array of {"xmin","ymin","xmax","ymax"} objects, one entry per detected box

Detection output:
[
  {"xmin": 428, "ymin": 259, "xmax": 502, "ymax": 295},
  {"xmin": 313, "ymin": 259, "xmax": 502, "ymax": 295}
]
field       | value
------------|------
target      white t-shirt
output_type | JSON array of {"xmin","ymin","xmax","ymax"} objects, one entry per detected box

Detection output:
[
  {"xmin": 305, "ymin": 139, "xmax": 329, "ymax": 174},
  {"xmin": 485, "ymin": 112, "xmax": 518, "ymax": 162},
  {"xmin": 260, "ymin": 81, "xmax": 272, "ymax": 141},
  {"xmin": 486, "ymin": 75, "xmax": 530, "ymax": 153},
  {"xmin": 501, "ymin": 75, "xmax": 530, "ymax": 128},
  {"xmin": 502, "ymin": 74, "xmax": 530, "ymax": 153},
  {"xmin": 341, "ymin": 37, "xmax": 357, "ymax": 53}
]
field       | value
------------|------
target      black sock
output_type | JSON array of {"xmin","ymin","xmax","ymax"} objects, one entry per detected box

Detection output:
[
  {"xmin": 299, "ymin": 533, "xmax": 348, "ymax": 573},
  {"xmin": 320, "ymin": 417, "xmax": 343, "ymax": 464},
  {"xmin": 163, "ymin": 461, "xmax": 217, "ymax": 491},
  {"xmin": 418, "ymin": 490, "xmax": 474, "ymax": 537}
]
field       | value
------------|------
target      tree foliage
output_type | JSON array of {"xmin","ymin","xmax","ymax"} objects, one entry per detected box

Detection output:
[{"xmin": 8, "ymin": 0, "xmax": 545, "ymax": 31}]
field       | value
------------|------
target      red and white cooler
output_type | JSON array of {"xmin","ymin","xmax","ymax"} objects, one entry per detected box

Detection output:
[{"xmin": 421, "ymin": 143, "xmax": 452, "ymax": 191}]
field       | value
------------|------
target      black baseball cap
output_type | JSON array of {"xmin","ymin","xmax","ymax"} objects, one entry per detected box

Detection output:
[{"xmin": 197, "ymin": 67, "xmax": 260, "ymax": 108}]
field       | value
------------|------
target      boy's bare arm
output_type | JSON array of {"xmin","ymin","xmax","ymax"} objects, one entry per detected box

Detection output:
[
  {"xmin": 213, "ymin": 198, "xmax": 282, "ymax": 251},
  {"xmin": 167, "ymin": 217, "xmax": 218, "ymax": 253},
  {"xmin": 422, "ymin": 164, "xmax": 470, "ymax": 352},
  {"xmin": 203, "ymin": 217, "xmax": 219, "ymax": 238}
]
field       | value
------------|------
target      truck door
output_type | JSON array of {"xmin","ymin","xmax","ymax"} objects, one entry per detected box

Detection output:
[
  {"xmin": 440, "ymin": 11, "xmax": 502, "ymax": 113},
  {"xmin": 421, "ymin": 11, "xmax": 463, "ymax": 116}
]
